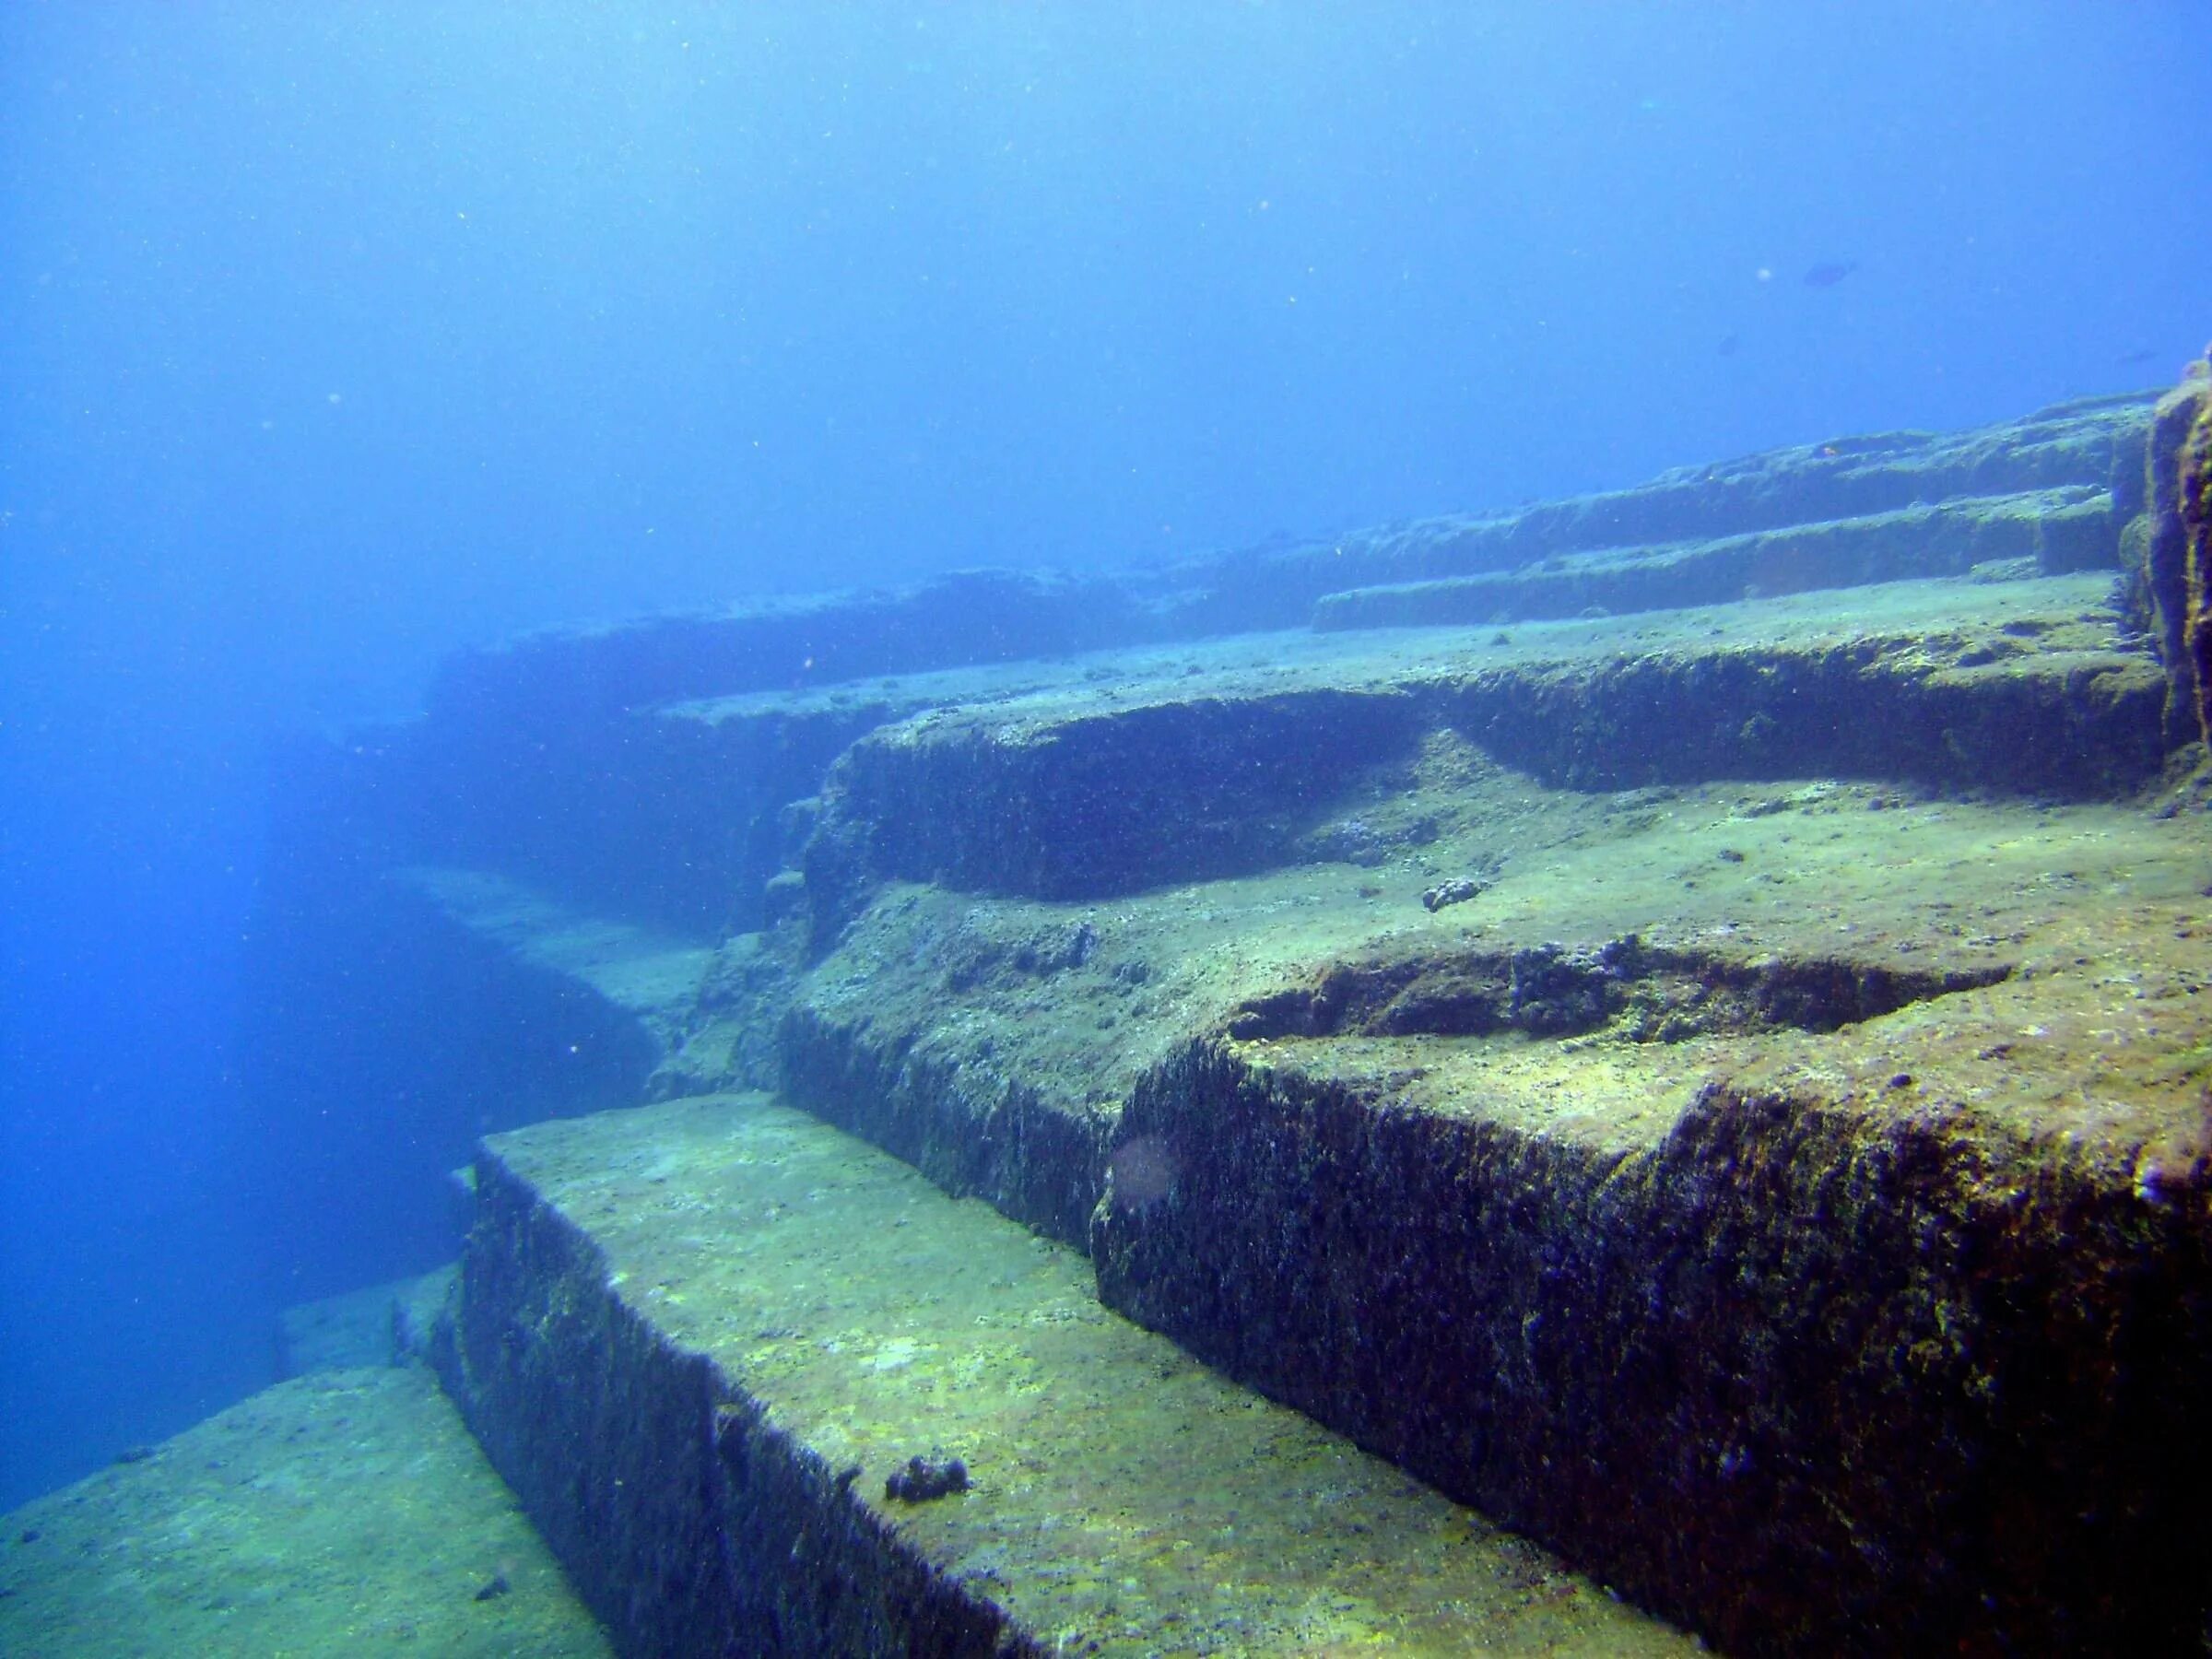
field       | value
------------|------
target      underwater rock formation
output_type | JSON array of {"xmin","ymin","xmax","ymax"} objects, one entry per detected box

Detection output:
[
  {"xmin": 245, "ymin": 388, "xmax": 2212, "ymax": 1654},
  {"xmin": 2124, "ymin": 351, "xmax": 2212, "ymax": 745},
  {"xmin": 2183, "ymin": 359, "xmax": 2212, "ymax": 743}
]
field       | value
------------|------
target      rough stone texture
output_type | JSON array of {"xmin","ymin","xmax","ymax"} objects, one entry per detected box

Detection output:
[
  {"xmin": 1168, "ymin": 393, "xmax": 2151, "ymax": 633},
  {"xmin": 1093, "ymin": 1045, "xmax": 2211, "ymax": 1655},
  {"xmin": 278, "ymin": 1265, "xmax": 458, "ymax": 1376},
  {"xmin": 2184, "ymin": 369, "xmax": 2212, "ymax": 744},
  {"xmin": 440, "ymin": 1135, "xmax": 925, "ymax": 1659},
  {"xmin": 1312, "ymin": 487, "xmax": 2112, "ymax": 632},
  {"xmin": 247, "ymin": 394, "xmax": 2168, "ymax": 1000},
  {"xmin": 0, "ymin": 1367, "xmax": 610, "ymax": 1658},
  {"xmin": 400, "ymin": 866, "xmax": 714, "ymax": 1059},
  {"xmin": 778, "ymin": 986, "xmax": 1113, "ymax": 1247},
  {"xmin": 649, "ymin": 928, "xmax": 804, "ymax": 1097},
  {"xmin": 238, "ymin": 387, "xmax": 2212, "ymax": 1653},
  {"xmin": 759, "ymin": 737, "xmax": 2212, "ymax": 1650},
  {"xmin": 804, "ymin": 687, "xmax": 1418, "ymax": 933},
  {"xmin": 424, "ymin": 568, "xmax": 1149, "ymax": 731},
  {"xmin": 389, "ymin": 397, "xmax": 2154, "ymax": 747},
  {"xmin": 1443, "ymin": 614, "xmax": 2161, "ymax": 798},
  {"xmin": 439, "ymin": 1093, "xmax": 1694, "ymax": 1657},
  {"xmin": 398, "ymin": 568, "xmax": 2207, "ymax": 1651},
  {"xmin": 264, "ymin": 393, "xmax": 2157, "ymax": 951},
  {"xmin": 265, "ymin": 571, "xmax": 1147, "ymax": 945},
  {"xmin": 800, "ymin": 576, "xmax": 2164, "ymax": 946},
  {"xmin": 2124, "ymin": 356, "xmax": 2212, "ymax": 747},
  {"xmin": 389, "ymin": 686, "xmax": 884, "ymax": 940}
]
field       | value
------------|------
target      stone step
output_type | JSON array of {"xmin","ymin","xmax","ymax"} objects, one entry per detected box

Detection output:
[
  {"xmin": 802, "ymin": 574, "xmax": 2163, "ymax": 935},
  {"xmin": 408, "ymin": 395, "xmax": 2152, "ymax": 728},
  {"xmin": 277, "ymin": 1266, "xmax": 457, "ymax": 1377},
  {"xmin": 401, "ymin": 865, "xmax": 714, "ymax": 1054},
  {"xmin": 1310, "ymin": 486, "xmax": 2113, "ymax": 631},
  {"xmin": 437, "ymin": 1091, "xmax": 1696, "ymax": 1657},
  {"xmin": 233, "ymin": 378, "xmax": 2212, "ymax": 1653},
  {"xmin": 399, "ymin": 575, "xmax": 2210, "ymax": 1649},
  {"xmin": 0, "ymin": 1366, "xmax": 611, "ymax": 1657},
  {"xmin": 276, "ymin": 394, "xmax": 2153, "ymax": 944},
  {"xmin": 770, "ymin": 771, "xmax": 2212, "ymax": 1650}
]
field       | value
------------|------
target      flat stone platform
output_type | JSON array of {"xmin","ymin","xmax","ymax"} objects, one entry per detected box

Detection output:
[
  {"xmin": 0, "ymin": 1365, "xmax": 609, "ymax": 1658},
  {"xmin": 441, "ymin": 1090, "xmax": 1695, "ymax": 1656}
]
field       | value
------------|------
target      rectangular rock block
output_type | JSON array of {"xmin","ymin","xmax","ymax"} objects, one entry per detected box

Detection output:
[
  {"xmin": 438, "ymin": 1092, "xmax": 1697, "ymax": 1656},
  {"xmin": 1091, "ymin": 1037, "xmax": 2212, "ymax": 1654}
]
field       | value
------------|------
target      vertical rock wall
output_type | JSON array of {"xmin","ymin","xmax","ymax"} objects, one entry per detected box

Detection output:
[
  {"xmin": 2183, "ymin": 365, "xmax": 2212, "ymax": 743},
  {"xmin": 1090, "ymin": 1041, "xmax": 2212, "ymax": 1654},
  {"xmin": 2126, "ymin": 354, "xmax": 2212, "ymax": 746}
]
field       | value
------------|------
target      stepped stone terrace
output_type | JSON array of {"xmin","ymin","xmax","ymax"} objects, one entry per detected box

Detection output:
[{"xmin": 120, "ymin": 375, "xmax": 2212, "ymax": 1656}]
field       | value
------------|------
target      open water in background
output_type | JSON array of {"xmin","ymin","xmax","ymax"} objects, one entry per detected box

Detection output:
[{"xmin": 3, "ymin": 1, "xmax": 2210, "ymax": 1511}]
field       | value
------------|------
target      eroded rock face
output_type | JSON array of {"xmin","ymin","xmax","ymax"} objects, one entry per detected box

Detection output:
[
  {"xmin": 2124, "ymin": 352, "xmax": 2212, "ymax": 746},
  {"xmin": 1089, "ymin": 1040, "xmax": 2212, "ymax": 1656},
  {"xmin": 2182, "ymin": 364, "xmax": 2212, "ymax": 743}
]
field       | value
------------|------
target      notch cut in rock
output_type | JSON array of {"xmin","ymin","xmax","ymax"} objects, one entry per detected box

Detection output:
[{"xmin": 1226, "ymin": 936, "xmax": 2012, "ymax": 1045}]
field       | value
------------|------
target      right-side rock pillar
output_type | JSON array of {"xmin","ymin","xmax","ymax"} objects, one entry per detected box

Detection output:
[{"xmin": 2128, "ymin": 350, "xmax": 2212, "ymax": 746}]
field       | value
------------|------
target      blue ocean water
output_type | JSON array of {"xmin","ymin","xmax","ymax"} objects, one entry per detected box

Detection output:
[{"xmin": 1, "ymin": 0, "xmax": 2206, "ymax": 1512}]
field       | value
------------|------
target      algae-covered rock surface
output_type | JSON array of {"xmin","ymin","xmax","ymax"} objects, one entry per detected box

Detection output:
[
  {"xmin": 0, "ymin": 1365, "xmax": 609, "ymax": 1658},
  {"xmin": 442, "ymin": 1090, "xmax": 1695, "ymax": 1656},
  {"xmin": 771, "ymin": 729, "xmax": 2212, "ymax": 1650},
  {"xmin": 403, "ymin": 569, "xmax": 2211, "ymax": 1651},
  {"xmin": 2125, "ymin": 353, "xmax": 2212, "ymax": 745},
  {"xmin": 278, "ymin": 1266, "xmax": 457, "ymax": 1377},
  {"xmin": 795, "ymin": 572, "xmax": 2162, "ymax": 943}
]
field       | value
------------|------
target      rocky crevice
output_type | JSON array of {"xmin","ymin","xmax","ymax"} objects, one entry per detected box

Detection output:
[{"xmin": 1228, "ymin": 936, "xmax": 2012, "ymax": 1045}]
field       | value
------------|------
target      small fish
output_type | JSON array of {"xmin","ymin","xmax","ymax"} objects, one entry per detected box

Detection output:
[
  {"xmin": 1803, "ymin": 260, "xmax": 1859, "ymax": 288},
  {"xmin": 1716, "ymin": 333, "xmax": 1742, "ymax": 358},
  {"xmin": 2118, "ymin": 347, "xmax": 2159, "ymax": 367}
]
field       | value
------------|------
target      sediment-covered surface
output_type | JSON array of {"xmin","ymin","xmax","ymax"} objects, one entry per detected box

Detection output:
[
  {"xmin": 1309, "ymin": 486, "xmax": 2116, "ymax": 631},
  {"xmin": 277, "ymin": 1266, "xmax": 457, "ymax": 1377},
  {"xmin": 1255, "ymin": 390, "xmax": 2151, "ymax": 619},
  {"xmin": 400, "ymin": 866, "xmax": 715, "ymax": 1056},
  {"xmin": 442, "ymin": 1091, "xmax": 1693, "ymax": 1656},
  {"xmin": 0, "ymin": 1366, "xmax": 610, "ymax": 1658}
]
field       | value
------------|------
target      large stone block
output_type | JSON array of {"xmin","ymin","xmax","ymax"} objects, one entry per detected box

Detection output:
[{"xmin": 437, "ymin": 1094, "xmax": 1693, "ymax": 1656}]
